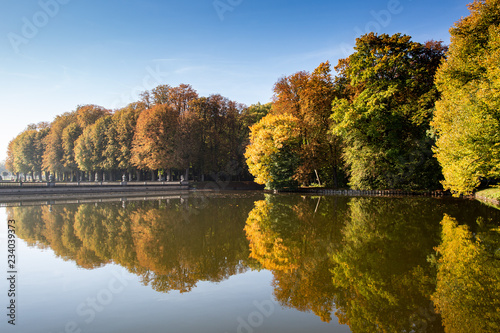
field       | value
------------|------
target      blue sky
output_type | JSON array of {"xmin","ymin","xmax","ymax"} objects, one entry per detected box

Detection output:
[{"xmin": 0, "ymin": 0, "xmax": 471, "ymax": 162}]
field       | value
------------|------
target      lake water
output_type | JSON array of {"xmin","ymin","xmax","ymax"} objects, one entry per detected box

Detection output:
[{"xmin": 0, "ymin": 192, "xmax": 499, "ymax": 333}]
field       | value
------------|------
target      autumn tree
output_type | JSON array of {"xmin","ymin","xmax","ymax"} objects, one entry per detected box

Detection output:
[
  {"xmin": 106, "ymin": 102, "xmax": 145, "ymax": 180},
  {"xmin": 238, "ymin": 103, "xmax": 272, "ymax": 178},
  {"xmin": 331, "ymin": 33, "xmax": 447, "ymax": 190},
  {"xmin": 76, "ymin": 104, "xmax": 111, "ymax": 128},
  {"xmin": 61, "ymin": 123, "xmax": 82, "ymax": 181},
  {"xmin": 244, "ymin": 195, "xmax": 348, "ymax": 322},
  {"xmin": 131, "ymin": 104, "xmax": 179, "ymax": 179},
  {"xmin": 184, "ymin": 94, "xmax": 245, "ymax": 181},
  {"xmin": 432, "ymin": 0, "xmax": 500, "ymax": 194},
  {"xmin": 5, "ymin": 123, "xmax": 49, "ymax": 180},
  {"xmin": 272, "ymin": 62, "xmax": 345, "ymax": 187},
  {"xmin": 42, "ymin": 112, "xmax": 77, "ymax": 180},
  {"xmin": 74, "ymin": 116, "xmax": 113, "ymax": 181},
  {"xmin": 140, "ymin": 84, "xmax": 198, "ymax": 114},
  {"xmin": 245, "ymin": 113, "xmax": 301, "ymax": 190},
  {"xmin": 42, "ymin": 105, "xmax": 109, "ymax": 181},
  {"xmin": 168, "ymin": 84, "xmax": 198, "ymax": 114}
]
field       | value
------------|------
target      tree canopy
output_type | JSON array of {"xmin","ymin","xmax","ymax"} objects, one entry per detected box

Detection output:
[
  {"xmin": 6, "ymin": 85, "xmax": 263, "ymax": 182},
  {"xmin": 432, "ymin": 0, "xmax": 500, "ymax": 194},
  {"xmin": 331, "ymin": 33, "xmax": 446, "ymax": 190},
  {"xmin": 7, "ymin": 0, "xmax": 500, "ymax": 192}
]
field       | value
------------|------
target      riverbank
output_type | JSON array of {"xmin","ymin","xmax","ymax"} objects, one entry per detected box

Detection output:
[
  {"xmin": 475, "ymin": 188, "xmax": 500, "ymax": 208},
  {"xmin": 0, "ymin": 181, "xmax": 189, "ymax": 201},
  {"xmin": 282, "ymin": 187, "xmax": 452, "ymax": 197}
]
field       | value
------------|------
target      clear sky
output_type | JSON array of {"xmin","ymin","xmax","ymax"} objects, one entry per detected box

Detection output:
[{"xmin": 0, "ymin": 0, "xmax": 471, "ymax": 162}]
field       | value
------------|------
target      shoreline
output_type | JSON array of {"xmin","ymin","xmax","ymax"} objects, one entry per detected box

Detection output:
[{"xmin": 2, "ymin": 182, "xmax": 498, "ymax": 210}]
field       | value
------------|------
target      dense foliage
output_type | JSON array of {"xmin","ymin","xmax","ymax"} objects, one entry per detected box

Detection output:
[
  {"xmin": 331, "ymin": 34, "xmax": 446, "ymax": 190},
  {"xmin": 245, "ymin": 62, "xmax": 346, "ymax": 189},
  {"xmin": 7, "ymin": 1, "xmax": 500, "ymax": 191},
  {"xmin": 7, "ymin": 85, "xmax": 270, "ymax": 182},
  {"xmin": 432, "ymin": 0, "xmax": 500, "ymax": 194}
]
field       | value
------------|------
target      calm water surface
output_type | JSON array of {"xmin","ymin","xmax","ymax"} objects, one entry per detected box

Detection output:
[{"xmin": 0, "ymin": 192, "xmax": 499, "ymax": 333}]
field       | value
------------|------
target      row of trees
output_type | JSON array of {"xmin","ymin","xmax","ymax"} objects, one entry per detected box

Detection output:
[
  {"xmin": 6, "ymin": 84, "xmax": 271, "ymax": 182},
  {"xmin": 246, "ymin": 35, "xmax": 447, "ymax": 191},
  {"xmin": 246, "ymin": 0, "xmax": 500, "ymax": 193},
  {"xmin": 7, "ymin": 0, "xmax": 499, "ymax": 193}
]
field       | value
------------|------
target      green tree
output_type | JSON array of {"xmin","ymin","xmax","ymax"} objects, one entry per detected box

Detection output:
[
  {"xmin": 331, "ymin": 33, "xmax": 446, "ymax": 190},
  {"xmin": 330, "ymin": 197, "xmax": 445, "ymax": 332},
  {"xmin": 185, "ymin": 94, "xmax": 245, "ymax": 180},
  {"xmin": 240, "ymin": 103, "xmax": 272, "ymax": 130},
  {"xmin": 107, "ymin": 102, "xmax": 145, "ymax": 179},
  {"xmin": 74, "ymin": 116, "xmax": 113, "ymax": 180},
  {"xmin": 432, "ymin": 0, "xmax": 500, "ymax": 194}
]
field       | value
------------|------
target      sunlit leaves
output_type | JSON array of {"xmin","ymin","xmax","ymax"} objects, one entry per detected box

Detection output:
[
  {"xmin": 131, "ymin": 104, "xmax": 179, "ymax": 171},
  {"xmin": 332, "ymin": 33, "xmax": 446, "ymax": 190},
  {"xmin": 245, "ymin": 113, "xmax": 301, "ymax": 189},
  {"xmin": 432, "ymin": 0, "xmax": 500, "ymax": 194},
  {"xmin": 432, "ymin": 214, "xmax": 500, "ymax": 333},
  {"xmin": 273, "ymin": 62, "xmax": 345, "ymax": 187}
]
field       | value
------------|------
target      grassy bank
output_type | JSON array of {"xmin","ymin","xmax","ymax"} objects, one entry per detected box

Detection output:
[{"xmin": 475, "ymin": 188, "xmax": 500, "ymax": 208}]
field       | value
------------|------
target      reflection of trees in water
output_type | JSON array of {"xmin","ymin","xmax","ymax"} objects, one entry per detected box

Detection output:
[
  {"xmin": 245, "ymin": 195, "xmax": 500, "ymax": 332},
  {"xmin": 245, "ymin": 194, "xmax": 349, "ymax": 322},
  {"xmin": 8, "ymin": 194, "xmax": 500, "ymax": 332},
  {"xmin": 330, "ymin": 198, "xmax": 445, "ymax": 332},
  {"xmin": 7, "ymin": 195, "xmax": 259, "ymax": 293},
  {"xmin": 432, "ymin": 215, "xmax": 500, "ymax": 333}
]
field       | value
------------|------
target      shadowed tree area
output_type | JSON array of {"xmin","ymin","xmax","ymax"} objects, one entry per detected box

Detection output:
[{"xmin": 330, "ymin": 198, "xmax": 446, "ymax": 332}]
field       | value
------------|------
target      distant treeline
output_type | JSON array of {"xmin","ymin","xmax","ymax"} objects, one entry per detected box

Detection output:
[
  {"xmin": 6, "ymin": 85, "xmax": 271, "ymax": 182},
  {"xmin": 7, "ymin": 1, "xmax": 500, "ymax": 194}
]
